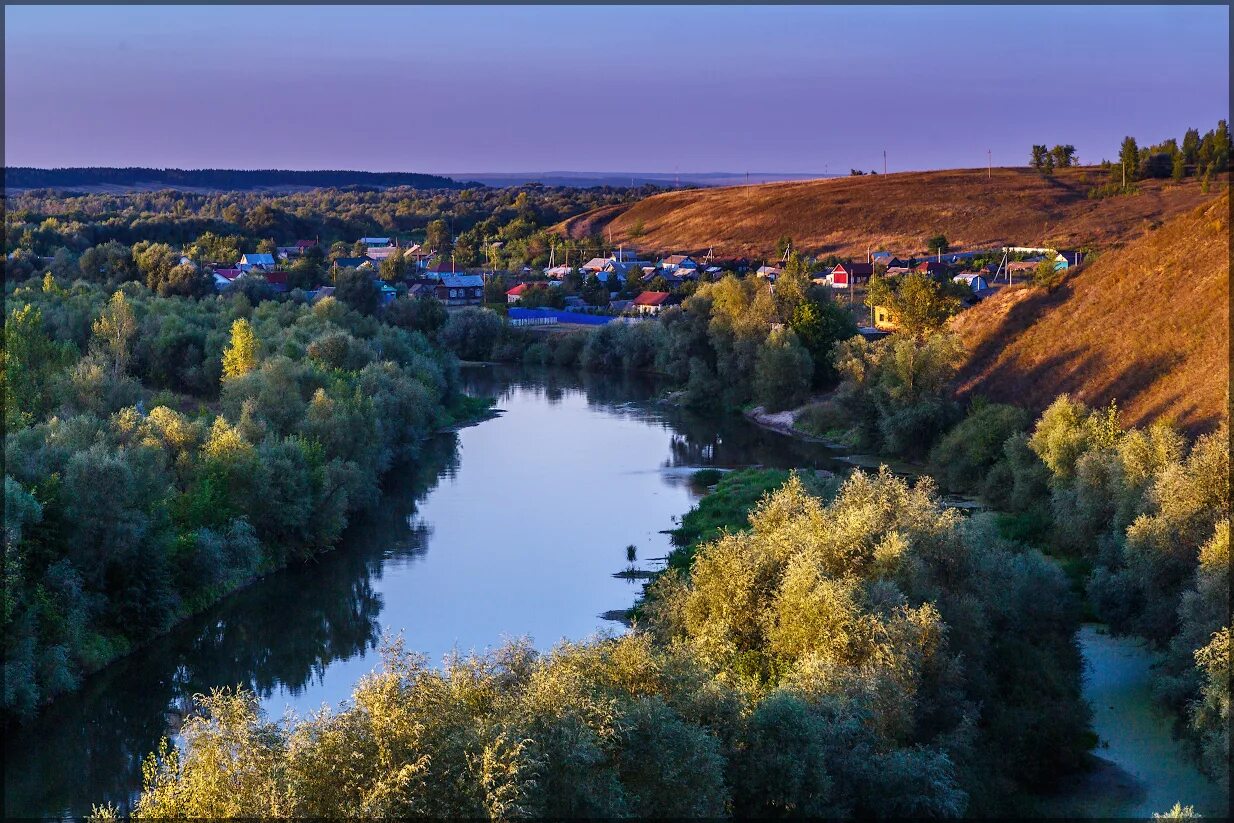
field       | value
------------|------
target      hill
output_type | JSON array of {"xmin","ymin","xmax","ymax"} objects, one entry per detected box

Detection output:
[
  {"xmin": 3, "ymin": 167, "xmax": 471, "ymax": 193},
  {"xmin": 556, "ymin": 167, "xmax": 1224, "ymax": 259},
  {"xmin": 949, "ymin": 191, "xmax": 1229, "ymax": 435}
]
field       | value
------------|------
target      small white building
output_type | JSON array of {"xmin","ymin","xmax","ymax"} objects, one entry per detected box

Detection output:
[{"xmin": 953, "ymin": 272, "xmax": 990, "ymax": 292}]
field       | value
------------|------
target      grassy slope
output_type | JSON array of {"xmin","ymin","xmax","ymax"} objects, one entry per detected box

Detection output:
[
  {"xmin": 557, "ymin": 167, "xmax": 1225, "ymax": 259},
  {"xmin": 950, "ymin": 191, "xmax": 1230, "ymax": 435}
]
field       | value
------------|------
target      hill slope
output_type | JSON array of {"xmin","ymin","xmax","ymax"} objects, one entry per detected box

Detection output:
[
  {"xmin": 950, "ymin": 191, "xmax": 1229, "ymax": 435},
  {"xmin": 558, "ymin": 167, "xmax": 1224, "ymax": 258}
]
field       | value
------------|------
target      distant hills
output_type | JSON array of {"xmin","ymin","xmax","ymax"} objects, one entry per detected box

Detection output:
[
  {"xmin": 556, "ymin": 167, "xmax": 1224, "ymax": 258},
  {"xmin": 951, "ymin": 190, "xmax": 1229, "ymax": 435},
  {"xmin": 3, "ymin": 167, "xmax": 471, "ymax": 193},
  {"xmin": 451, "ymin": 171, "xmax": 834, "ymax": 188},
  {"xmin": 2, "ymin": 167, "xmax": 832, "ymax": 194}
]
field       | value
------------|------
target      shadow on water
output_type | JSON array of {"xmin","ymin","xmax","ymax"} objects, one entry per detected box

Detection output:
[
  {"xmin": 5, "ymin": 364, "xmax": 845, "ymax": 817},
  {"xmin": 3, "ymin": 434, "xmax": 460, "ymax": 818}
]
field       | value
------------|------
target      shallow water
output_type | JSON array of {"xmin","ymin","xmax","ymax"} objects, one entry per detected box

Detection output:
[{"xmin": 1062, "ymin": 624, "xmax": 1228, "ymax": 818}]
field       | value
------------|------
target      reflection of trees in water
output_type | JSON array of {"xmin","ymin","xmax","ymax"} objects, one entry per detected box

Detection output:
[{"xmin": 2, "ymin": 432, "xmax": 462, "ymax": 818}]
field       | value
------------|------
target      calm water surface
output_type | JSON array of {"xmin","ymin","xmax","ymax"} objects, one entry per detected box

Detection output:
[{"xmin": 4, "ymin": 365, "xmax": 845, "ymax": 818}]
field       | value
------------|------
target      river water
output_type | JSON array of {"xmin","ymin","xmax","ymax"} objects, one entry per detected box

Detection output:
[
  {"xmin": 4, "ymin": 366, "xmax": 1225, "ymax": 817},
  {"xmin": 3, "ymin": 365, "xmax": 845, "ymax": 818}
]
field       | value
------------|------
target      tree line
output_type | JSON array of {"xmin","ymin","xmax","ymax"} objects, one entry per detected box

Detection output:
[
  {"xmin": 3, "ymin": 274, "xmax": 486, "ymax": 721},
  {"xmin": 5, "ymin": 167, "xmax": 468, "ymax": 191}
]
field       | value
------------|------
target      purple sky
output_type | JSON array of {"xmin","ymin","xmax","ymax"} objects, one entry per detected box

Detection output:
[{"xmin": 5, "ymin": 5, "xmax": 1229, "ymax": 174}]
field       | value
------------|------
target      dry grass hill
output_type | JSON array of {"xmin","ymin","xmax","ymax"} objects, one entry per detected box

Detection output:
[
  {"xmin": 557, "ymin": 167, "xmax": 1224, "ymax": 259},
  {"xmin": 950, "ymin": 191, "xmax": 1230, "ymax": 435}
]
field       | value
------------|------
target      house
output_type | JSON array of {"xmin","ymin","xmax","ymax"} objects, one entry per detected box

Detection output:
[
  {"xmin": 632, "ymin": 291, "xmax": 674, "ymax": 315},
  {"xmin": 506, "ymin": 283, "xmax": 530, "ymax": 304},
  {"xmin": 276, "ymin": 246, "xmax": 300, "ymax": 260},
  {"xmin": 580, "ymin": 257, "xmax": 609, "ymax": 274},
  {"xmin": 434, "ymin": 274, "xmax": 484, "ymax": 306},
  {"xmin": 333, "ymin": 257, "xmax": 375, "ymax": 271},
  {"xmin": 545, "ymin": 265, "xmax": 572, "ymax": 279},
  {"xmin": 424, "ymin": 258, "xmax": 458, "ymax": 279},
  {"xmin": 829, "ymin": 262, "xmax": 874, "ymax": 289},
  {"xmin": 238, "ymin": 253, "xmax": 276, "ymax": 272},
  {"xmin": 611, "ymin": 249, "xmax": 642, "ymax": 263},
  {"xmin": 871, "ymin": 251, "xmax": 895, "ymax": 265},
  {"xmin": 264, "ymin": 271, "xmax": 289, "ymax": 292},
  {"xmin": 953, "ymin": 272, "xmax": 990, "ymax": 293},
  {"xmin": 658, "ymin": 254, "xmax": 699, "ymax": 272},
  {"xmin": 360, "ymin": 237, "xmax": 392, "ymax": 247},
  {"xmin": 366, "ymin": 246, "xmax": 402, "ymax": 262},
  {"xmin": 872, "ymin": 304, "xmax": 899, "ymax": 332},
  {"xmin": 885, "ymin": 258, "xmax": 911, "ymax": 274},
  {"xmin": 212, "ymin": 268, "xmax": 244, "ymax": 290},
  {"xmin": 378, "ymin": 282, "xmax": 398, "ymax": 306},
  {"xmin": 295, "ymin": 239, "xmax": 318, "ymax": 252},
  {"xmin": 563, "ymin": 295, "xmax": 587, "ymax": 311},
  {"xmin": 756, "ymin": 264, "xmax": 782, "ymax": 281},
  {"xmin": 603, "ymin": 260, "xmax": 650, "ymax": 281},
  {"xmin": 609, "ymin": 299, "xmax": 633, "ymax": 313},
  {"xmin": 178, "ymin": 256, "xmax": 197, "ymax": 269},
  {"xmin": 913, "ymin": 260, "xmax": 950, "ymax": 279}
]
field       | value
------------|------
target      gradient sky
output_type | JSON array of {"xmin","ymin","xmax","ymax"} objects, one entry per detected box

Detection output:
[{"xmin": 5, "ymin": 5, "xmax": 1229, "ymax": 174}]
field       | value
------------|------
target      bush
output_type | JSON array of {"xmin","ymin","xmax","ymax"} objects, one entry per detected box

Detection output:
[
  {"xmin": 439, "ymin": 307, "xmax": 504, "ymax": 361},
  {"xmin": 928, "ymin": 400, "xmax": 1032, "ymax": 492}
]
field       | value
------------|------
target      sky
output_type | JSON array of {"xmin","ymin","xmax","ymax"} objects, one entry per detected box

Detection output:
[{"xmin": 4, "ymin": 5, "xmax": 1230, "ymax": 174}]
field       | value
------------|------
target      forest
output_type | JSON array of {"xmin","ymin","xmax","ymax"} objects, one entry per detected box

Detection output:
[
  {"xmin": 2, "ymin": 276, "xmax": 486, "ymax": 720},
  {"xmin": 4, "ymin": 167, "xmax": 468, "ymax": 191}
]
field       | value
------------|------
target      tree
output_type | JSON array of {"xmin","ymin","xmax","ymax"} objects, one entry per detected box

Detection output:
[
  {"xmin": 774, "ymin": 235, "xmax": 794, "ymax": 259},
  {"xmin": 1033, "ymin": 256, "xmax": 1064, "ymax": 289},
  {"xmin": 92, "ymin": 290, "xmax": 137, "ymax": 380},
  {"xmin": 1172, "ymin": 152, "xmax": 1187, "ymax": 182},
  {"xmin": 754, "ymin": 327, "xmax": 812, "ymax": 411},
  {"xmin": 866, "ymin": 271, "xmax": 962, "ymax": 339},
  {"xmin": 222, "ymin": 319, "xmax": 258, "ymax": 381},
  {"xmin": 925, "ymin": 234, "xmax": 949, "ymax": 255},
  {"xmin": 379, "ymin": 249, "xmax": 407, "ymax": 282},
  {"xmin": 789, "ymin": 297, "xmax": 856, "ymax": 387},
  {"xmin": 1118, "ymin": 136, "xmax": 1140, "ymax": 185},
  {"xmin": 333, "ymin": 268, "xmax": 379, "ymax": 315},
  {"xmin": 1050, "ymin": 144, "xmax": 1077, "ymax": 168},
  {"xmin": 3, "ymin": 305, "xmax": 73, "ymax": 429},
  {"xmin": 425, "ymin": 219, "xmax": 451, "ymax": 253},
  {"xmin": 1030, "ymin": 145, "xmax": 1048, "ymax": 169},
  {"xmin": 1182, "ymin": 128, "xmax": 1201, "ymax": 166}
]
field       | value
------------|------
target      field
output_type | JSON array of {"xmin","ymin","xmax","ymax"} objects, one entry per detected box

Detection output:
[
  {"xmin": 950, "ymin": 191, "xmax": 1230, "ymax": 435},
  {"xmin": 556, "ymin": 167, "xmax": 1227, "ymax": 259}
]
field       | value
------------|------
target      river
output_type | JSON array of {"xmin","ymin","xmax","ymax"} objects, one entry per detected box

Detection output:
[
  {"xmin": 3, "ymin": 365, "xmax": 846, "ymax": 818},
  {"xmin": 4, "ymin": 366, "xmax": 1225, "ymax": 818}
]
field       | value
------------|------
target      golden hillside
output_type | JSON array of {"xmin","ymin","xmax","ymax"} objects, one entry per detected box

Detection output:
[
  {"xmin": 950, "ymin": 191, "xmax": 1230, "ymax": 434},
  {"xmin": 558, "ymin": 167, "xmax": 1224, "ymax": 259}
]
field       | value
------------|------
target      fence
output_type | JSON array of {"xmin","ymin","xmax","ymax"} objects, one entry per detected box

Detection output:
[{"xmin": 507, "ymin": 308, "xmax": 626, "ymax": 327}]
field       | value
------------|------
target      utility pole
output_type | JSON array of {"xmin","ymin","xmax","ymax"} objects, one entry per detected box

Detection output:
[
  {"xmin": 883, "ymin": 149, "xmax": 887, "ymax": 175},
  {"xmin": 988, "ymin": 149, "xmax": 992, "ymax": 179}
]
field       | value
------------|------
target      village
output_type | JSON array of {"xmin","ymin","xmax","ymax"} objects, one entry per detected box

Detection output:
[{"xmin": 201, "ymin": 233, "xmax": 1087, "ymax": 335}]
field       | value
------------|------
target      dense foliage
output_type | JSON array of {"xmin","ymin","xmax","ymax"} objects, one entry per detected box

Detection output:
[
  {"xmin": 107, "ymin": 469, "xmax": 1087, "ymax": 817},
  {"xmin": 460, "ymin": 268, "xmax": 856, "ymax": 413},
  {"xmin": 3, "ymin": 277, "xmax": 481, "ymax": 721},
  {"xmin": 4, "ymin": 185, "xmax": 654, "ymax": 276},
  {"xmin": 5, "ymin": 167, "xmax": 467, "ymax": 191}
]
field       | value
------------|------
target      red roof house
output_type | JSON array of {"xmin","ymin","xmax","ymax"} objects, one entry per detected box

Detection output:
[
  {"xmin": 632, "ymin": 291, "xmax": 674, "ymax": 314},
  {"xmin": 829, "ymin": 262, "xmax": 874, "ymax": 289},
  {"xmin": 506, "ymin": 283, "xmax": 530, "ymax": 304}
]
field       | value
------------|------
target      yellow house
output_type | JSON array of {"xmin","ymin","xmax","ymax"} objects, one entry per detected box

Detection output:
[{"xmin": 873, "ymin": 304, "xmax": 899, "ymax": 332}]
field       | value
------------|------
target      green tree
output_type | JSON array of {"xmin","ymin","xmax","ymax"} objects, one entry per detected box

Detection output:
[
  {"xmin": 1118, "ymin": 136, "xmax": 1140, "ymax": 186},
  {"xmin": 788, "ymin": 297, "xmax": 856, "ymax": 387},
  {"xmin": 1172, "ymin": 151, "xmax": 1187, "ymax": 182},
  {"xmin": 333, "ymin": 268, "xmax": 379, "ymax": 315},
  {"xmin": 1182, "ymin": 128, "xmax": 1201, "ymax": 165},
  {"xmin": 1030, "ymin": 145, "xmax": 1048, "ymax": 169},
  {"xmin": 91, "ymin": 290, "xmax": 137, "ymax": 380},
  {"xmin": 379, "ymin": 249, "xmax": 407, "ymax": 282},
  {"xmin": 3, "ymin": 305, "xmax": 73, "ymax": 429},
  {"xmin": 425, "ymin": 219, "xmax": 451, "ymax": 253},
  {"xmin": 1050, "ymin": 144, "xmax": 1077, "ymax": 168},
  {"xmin": 754, "ymin": 327, "xmax": 812, "ymax": 411},
  {"xmin": 866, "ymin": 271, "xmax": 961, "ymax": 339},
  {"xmin": 925, "ymin": 234, "xmax": 949, "ymax": 255},
  {"xmin": 222, "ymin": 319, "xmax": 258, "ymax": 381}
]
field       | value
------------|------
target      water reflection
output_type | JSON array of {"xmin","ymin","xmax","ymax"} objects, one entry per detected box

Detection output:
[
  {"xmin": 3, "ymin": 434, "xmax": 457, "ymax": 818},
  {"xmin": 5, "ymin": 365, "xmax": 844, "ymax": 818}
]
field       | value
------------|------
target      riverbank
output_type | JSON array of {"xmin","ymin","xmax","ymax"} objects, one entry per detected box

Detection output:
[{"xmin": 7, "ymin": 393, "xmax": 497, "ymax": 729}]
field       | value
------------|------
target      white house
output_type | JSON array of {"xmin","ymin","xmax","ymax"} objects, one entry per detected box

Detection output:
[
  {"xmin": 659, "ymin": 254, "xmax": 699, "ymax": 272},
  {"xmin": 953, "ymin": 272, "xmax": 990, "ymax": 292}
]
